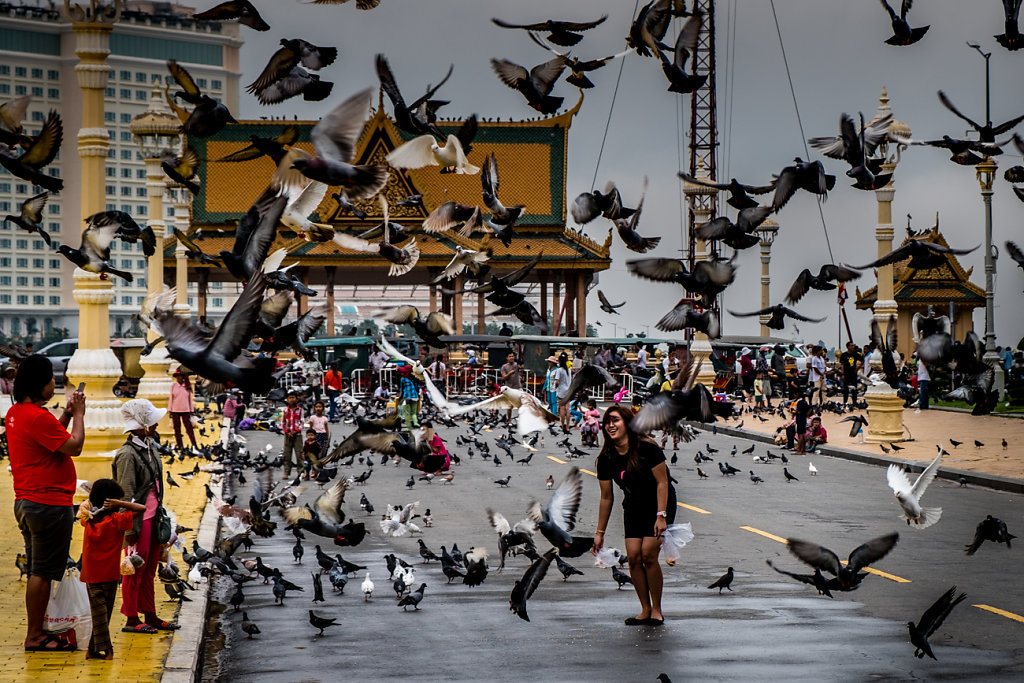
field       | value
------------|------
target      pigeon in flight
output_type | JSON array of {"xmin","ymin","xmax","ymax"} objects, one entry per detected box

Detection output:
[
  {"xmin": 787, "ymin": 533, "xmax": 899, "ymax": 591},
  {"xmin": 194, "ymin": 1, "xmax": 270, "ymax": 31},
  {"xmin": 509, "ymin": 548, "xmax": 556, "ymax": 622},
  {"xmin": 886, "ymin": 452, "xmax": 943, "ymax": 529},
  {"xmin": 908, "ymin": 586, "xmax": 967, "ymax": 660},
  {"xmin": 492, "ymin": 15, "xmax": 607, "ymax": 47},
  {"xmin": 964, "ymin": 515, "xmax": 1015, "ymax": 555},
  {"xmin": 728, "ymin": 304, "xmax": 824, "ymax": 331},
  {"xmin": 878, "ymin": 0, "xmax": 929, "ymax": 45}
]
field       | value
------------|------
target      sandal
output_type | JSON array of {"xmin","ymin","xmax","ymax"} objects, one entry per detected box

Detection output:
[
  {"xmin": 25, "ymin": 634, "xmax": 76, "ymax": 652},
  {"xmin": 85, "ymin": 649, "xmax": 114, "ymax": 660},
  {"xmin": 624, "ymin": 617, "xmax": 649, "ymax": 625},
  {"xmin": 122, "ymin": 624, "xmax": 158, "ymax": 634},
  {"xmin": 146, "ymin": 620, "xmax": 180, "ymax": 631}
]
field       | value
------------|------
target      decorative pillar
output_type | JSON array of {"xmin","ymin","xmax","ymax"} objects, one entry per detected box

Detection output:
[
  {"xmin": 539, "ymin": 275, "xmax": 548, "ymax": 335},
  {"xmin": 681, "ymin": 159, "xmax": 719, "ymax": 386},
  {"xmin": 976, "ymin": 157, "xmax": 1006, "ymax": 396},
  {"xmin": 552, "ymin": 281, "xmax": 561, "ymax": 336},
  {"xmin": 172, "ymin": 188, "xmax": 192, "ymax": 319},
  {"xmin": 575, "ymin": 271, "xmax": 587, "ymax": 337},
  {"xmin": 62, "ymin": 0, "xmax": 127, "ymax": 471},
  {"xmin": 452, "ymin": 275, "xmax": 464, "ymax": 334},
  {"xmin": 477, "ymin": 293, "xmax": 485, "ymax": 334},
  {"xmin": 325, "ymin": 266, "xmax": 336, "ymax": 334},
  {"xmin": 756, "ymin": 220, "xmax": 779, "ymax": 338},
  {"xmin": 864, "ymin": 87, "xmax": 908, "ymax": 443},
  {"xmin": 429, "ymin": 283, "xmax": 438, "ymax": 314},
  {"xmin": 565, "ymin": 276, "xmax": 575, "ymax": 334},
  {"xmin": 197, "ymin": 270, "xmax": 208, "ymax": 319},
  {"xmin": 129, "ymin": 86, "xmax": 178, "ymax": 426}
]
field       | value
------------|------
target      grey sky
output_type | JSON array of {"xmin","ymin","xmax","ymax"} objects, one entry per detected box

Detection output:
[{"xmin": 231, "ymin": 0, "xmax": 1024, "ymax": 350}]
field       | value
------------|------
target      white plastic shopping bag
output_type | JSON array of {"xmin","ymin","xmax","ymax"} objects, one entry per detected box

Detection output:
[
  {"xmin": 660, "ymin": 522, "xmax": 694, "ymax": 566},
  {"xmin": 43, "ymin": 567, "xmax": 93, "ymax": 648}
]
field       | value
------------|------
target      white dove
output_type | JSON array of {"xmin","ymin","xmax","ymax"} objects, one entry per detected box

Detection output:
[
  {"xmin": 446, "ymin": 387, "xmax": 557, "ymax": 437},
  {"xmin": 431, "ymin": 245, "xmax": 491, "ymax": 282},
  {"xmin": 808, "ymin": 462, "xmax": 817, "ymax": 476},
  {"xmin": 886, "ymin": 452, "xmax": 943, "ymax": 529},
  {"xmin": 386, "ymin": 133, "xmax": 479, "ymax": 174},
  {"xmin": 361, "ymin": 572, "xmax": 374, "ymax": 601}
]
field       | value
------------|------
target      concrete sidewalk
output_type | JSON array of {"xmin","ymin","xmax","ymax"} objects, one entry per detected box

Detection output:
[
  {"xmin": 719, "ymin": 401, "xmax": 1024, "ymax": 492},
  {"xmin": 0, "ymin": 450, "xmax": 213, "ymax": 683}
]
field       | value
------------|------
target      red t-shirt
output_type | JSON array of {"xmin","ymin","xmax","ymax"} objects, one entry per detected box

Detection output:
[
  {"xmin": 81, "ymin": 510, "xmax": 134, "ymax": 584},
  {"xmin": 6, "ymin": 402, "xmax": 76, "ymax": 506},
  {"xmin": 323, "ymin": 371, "xmax": 343, "ymax": 391}
]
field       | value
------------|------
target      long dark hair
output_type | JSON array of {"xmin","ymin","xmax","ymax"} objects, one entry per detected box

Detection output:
[
  {"xmin": 12, "ymin": 355, "xmax": 53, "ymax": 403},
  {"xmin": 598, "ymin": 404, "xmax": 643, "ymax": 473}
]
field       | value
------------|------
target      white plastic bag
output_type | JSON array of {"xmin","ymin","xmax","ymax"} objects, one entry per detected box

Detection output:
[
  {"xmin": 660, "ymin": 522, "xmax": 694, "ymax": 566},
  {"xmin": 44, "ymin": 567, "xmax": 93, "ymax": 648}
]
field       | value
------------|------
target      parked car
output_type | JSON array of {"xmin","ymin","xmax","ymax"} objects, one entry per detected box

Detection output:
[{"xmin": 37, "ymin": 338, "xmax": 78, "ymax": 386}]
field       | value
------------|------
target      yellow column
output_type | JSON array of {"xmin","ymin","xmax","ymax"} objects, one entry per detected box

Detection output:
[
  {"xmin": 575, "ymin": 271, "xmax": 587, "ymax": 336},
  {"xmin": 757, "ymin": 221, "xmax": 778, "ymax": 338},
  {"xmin": 63, "ymin": 4, "xmax": 128, "ymax": 475},
  {"xmin": 864, "ymin": 87, "xmax": 906, "ymax": 443},
  {"xmin": 452, "ymin": 275, "xmax": 464, "ymax": 334},
  {"xmin": 172, "ymin": 188, "xmax": 192, "ymax": 319}
]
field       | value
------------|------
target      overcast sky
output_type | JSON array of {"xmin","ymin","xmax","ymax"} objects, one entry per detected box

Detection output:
[{"xmin": 231, "ymin": 0, "xmax": 1024, "ymax": 350}]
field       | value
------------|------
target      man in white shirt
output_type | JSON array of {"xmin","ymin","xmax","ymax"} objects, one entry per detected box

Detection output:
[
  {"xmin": 635, "ymin": 343, "xmax": 648, "ymax": 372},
  {"xmin": 808, "ymin": 346, "xmax": 827, "ymax": 407},
  {"xmin": 368, "ymin": 345, "xmax": 389, "ymax": 390}
]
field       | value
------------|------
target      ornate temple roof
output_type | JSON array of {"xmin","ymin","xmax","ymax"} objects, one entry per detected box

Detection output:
[
  {"xmin": 171, "ymin": 93, "xmax": 611, "ymax": 276},
  {"xmin": 855, "ymin": 218, "xmax": 984, "ymax": 310}
]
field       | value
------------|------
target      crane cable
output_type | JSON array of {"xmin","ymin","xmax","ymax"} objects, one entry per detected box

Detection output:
[
  {"xmin": 770, "ymin": 0, "xmax": 835, "ymax": 263},
  {"xmin": 590, "ymin": 0, "xmax": 640, "ymax": 192}
]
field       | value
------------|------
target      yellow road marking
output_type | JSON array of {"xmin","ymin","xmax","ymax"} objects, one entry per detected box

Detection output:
[
  {"xmin": 580, "ymin": 468, "xmax": 597, "ymax": 477},
  {"xmin": 974, "ymin": 604, "xmax": 1024, "ymax": 623},
  {"xmin": 677, "ymin": 501, "xmax": 711, "ymax": 515},
  {"xmin": 547, "ymin": 455, "xmax": 566, "ymax": 464},
  {"xmin": 741, "ymin": 526, "xmax": 787, "ymax": 543},
  {"xmin": 857, "ymin": 566, "xmax": 911, "ymax": 583}
]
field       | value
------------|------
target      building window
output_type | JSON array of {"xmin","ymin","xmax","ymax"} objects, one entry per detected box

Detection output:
[
  {"xmin": 106, "ymin": 184, "xmax": 115, "ymax": 195},
  {"xmin": 0, "ymin": 202, "xmax": 9, "ymax": 212},
  {"xmin": 15, "ymin": 239, "xmax": 27, "ymax": 249},
  {"xmin": 120, "ymin": 187, "xmax": 132, "ymax": 196},
  {"xmin": 121, "ymin": 150, "xmax": 132, "ymax": 160},
  {"xmin": 49, "ymin": 296, "xmax": 60, "ymax": 305},
  {"xmin": 0, "ymin": 239, "xmax": 9, "ymax": 249},
  {"xmin": 104, "ymin": 112, "xmax": 116, "ymax": 123},
  {"xmin": 0, "ymin": 183, "xmax": 8, "ymax": 193},
  {"xmin": 135, "ymin": 259, "xmax": 145, "ymax": 270},
  {"xmin": 33, "ymin": 295, "xmax": 44, "ymax": 305},
  {"xmin": 136, "ymin": 277, "xmax": 146, "ymax": 289},
  {"xmin": 31, "ymin": 68, "xmax": 42, "ymax": 79},
  {"xmin": 32, "ymin": 258, "xmax": 43, "ymax": 268},
  {"xmin": 47, "ymin": 88, "xmax": 59, "ymax": 99},
  {"xmin": 212, "ymin": 80, "xmax": 222, "ymax": 90},
  {"xmin": 120, "ymin": 205, "xmax": 131, "ymax": 214},
  {"xmin": 0, "ymin": 84, "xmax": 8, "ymax": 95},
  {"xmin": 135, "ymin": 90, "xmax": 146, "ymax": 100},
  {"xmin": 120, "ymin": 71, "xmax": 131, "ymax": 81},
  {"xmin": 0, "ymin": 66, "xmax": 9, "ymax": 75},
  {"xmin": 119, "ymin": 259, "xmax": 131, "ymax": 269},
  {"xmin": 15, "ymin": 85, "xmax": 26, "ymax": 96},
  {"xmin": 31, "ymin": 87, "xmax": 43, "ymax": 97},
  {"xmin": 48, "ymin": 223, "xmax": 59, "ymax": 234},
  {"xmin": 121, "ymin": 168, "xmax": 132, "ymax": 178},
  {"xmin": 107, "ymin": 130, "xmax": 116, "ymax": 140},
  {"xmin": 0, "ymin": 276, "xmax": 8, "ymax": 285},
  {"xmin": 32, "ymin": 111, "xmax": 44, "ymax": 122},
  {"xmin": 16, "ymin": 276, "xmax": 27, "ymax": 286},
  {"xmin": 212, "ymin": 297, "xmax": 224, "ymax": 308},
  {"xmin": 120, "ymin": 131, "xmax": 132, "ymax": 142},
  {"xmin": 15, "ymin": 67, "xmax": 26, "ymax": 77},
  {"xmin": 47, "ymin": 205, "xmax": 59, "ymax": 215},
  {"xmin": 0, "ymin": 258, "xmax": 10, "ymax": 267},
  {"xmin": 151, "ymin": 74, "xmax": 162, "ymax": 83},
  {"xmin": 135, "ymin": 72, "xmax": 146, "ymax": 83},
  {"xmin": 15, "ymin": 258, "xmax": 27, "ymax": 268},
  {"xmin": 121, "ymin": 296, "xmax": 132, "ymax": 305},
  {"xmin": 47, "ymin": 70, "xmax": 59, "ymax": 81},
  {"xmin": 106, "ymin": 203, "xmax": 116, "ymax": 211},
  {"xmin": 15, "ymin": 184, "xmax": 27, "ymax": 193},
  {"xmin": 136, "ymin": 169, "xmax": 146, "ymax": 179},
  {"xmin": 32, "ymin": 277, "xmax": 43, "ymax": 287},
  {"xmin": 120, "ymin": 113, "xmax": 132, "ymax": 124},
  {"xmin": 0, "ymin": 295, "xmax": 9, "ymax": 305},
  {"xmin": 49, "ymin": 277, "xmax": 60, "ymax": 287},
  {"xmin": 120, "ymin": 88, "xmax": 131, "ymax": 99},
  {"xmin": 197, "ymin": 78, "xmax": 207, "ymax": 89},
  {"xmin": 135, "ymin": 205, "xmax": 147, "ymax": 216},
  {"xmin": 135, "ymin": 187, "xmax": 146, "ymax": 197},
  {"xmin": 16, "ymin": 295, "xmax": 27, "ymax": 305},
  {"xmin": 105, "ymin": 87, "xmax": 115, "ymax": 97},
  {"xmin": 32, "ymin": 240, "xmax": 43, "ymax": 250},
  {"xmin": 107, "ymin": 149, "xmax": 115, "ymax": 159},
  {"xmin": 49, "ymin": 259, "xmax": 60, "ymax": 269}
]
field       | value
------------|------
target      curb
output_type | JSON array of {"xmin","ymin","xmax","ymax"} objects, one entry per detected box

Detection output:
[
  {"xmin": 162, "ymin": 479, "xmax": 221, "ymax": 683},
  {"xmin": 710, "ymin": 424, "xmax": 1024, "ymax": 495}
]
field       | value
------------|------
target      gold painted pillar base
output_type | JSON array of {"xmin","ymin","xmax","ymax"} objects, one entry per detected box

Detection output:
[
  {"xmin": 864, "ymin": 384, "xmax": 906, "ymax": 443},
  {"xmin": 135, "ymin": 344, "xmax": 175, "ymax": 439},
  {"xmin": 691, "ymin": 334, "xmax": 718, "ymax": 387}
]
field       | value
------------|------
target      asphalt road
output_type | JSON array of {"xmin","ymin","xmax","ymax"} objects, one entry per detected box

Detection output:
[{"xmin": 202, "ymin": 416, "xmax": 1024, "ymax": 683}]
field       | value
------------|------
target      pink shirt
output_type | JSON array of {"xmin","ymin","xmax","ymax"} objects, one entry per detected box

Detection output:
[
  {"xmin": 584, "ymin": 409, "xmax": 600, "ymax": 426},
  {"xmin": 169, "ymin": 381, "xmax": 194, "ymax": 413},
  {"xmin": 308, "ymin": 414, "xmax": 329, "ymax": 434}
]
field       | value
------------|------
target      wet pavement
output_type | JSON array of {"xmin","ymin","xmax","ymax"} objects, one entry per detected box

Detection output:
[{"xmin": 202, "ymin": 414, "xmax": 1024, "ymax": 683}]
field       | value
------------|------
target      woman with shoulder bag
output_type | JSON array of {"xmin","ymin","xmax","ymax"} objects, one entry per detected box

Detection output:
[{"xmin": 112, "ymin": 399, "xmax": 179, "ymax": 634}]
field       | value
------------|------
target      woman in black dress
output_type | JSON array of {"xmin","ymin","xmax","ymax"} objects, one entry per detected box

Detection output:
[{"xmin": 593, "ymin": 405, "xmax": 675, "ymax": 626}]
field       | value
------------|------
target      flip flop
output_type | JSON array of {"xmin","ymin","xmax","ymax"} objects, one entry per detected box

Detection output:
[
  {"xmin": 24, "ymin": 634, "xmax": 75, "ymax": 652},
  {"xmin": 122, "ymin": 624, "xmax": 158, "ymax": 634},
  {"xmin": 643, "ymin": 617, "xmax": 665, "ymax": 626},
  {"xmin": 623, "ymin": 617, "xmax": 649, "ymax": 625},
  {"xmin": 147, "ymin": 620, "xmax": 180, "ymax": 631}
]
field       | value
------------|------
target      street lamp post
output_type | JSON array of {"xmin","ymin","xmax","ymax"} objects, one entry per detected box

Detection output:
[
  {"xmin": 976, "ymin": 157, "xmax": 1006, "ymax": 394},
  {"xmin": 62, "ymin": 0, "xmax": 126, "ymax": 473},
  {"xmin": 755, "ymin": 220, "xmax": 779, "ymax": 339}
]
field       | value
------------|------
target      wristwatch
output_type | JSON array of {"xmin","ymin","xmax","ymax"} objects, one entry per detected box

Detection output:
[{"xmin": 656, "ymin": 511, "xmax": 666, "ymax": 517}]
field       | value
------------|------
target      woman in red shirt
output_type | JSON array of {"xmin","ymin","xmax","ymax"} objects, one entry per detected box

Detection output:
[
  {"xmin": 8, "ymin": 355, "xmax": 85, "ymax": 652},
  {"xmin": 168, "ymin": 368, "xmax": 198, "ymax": 452}
]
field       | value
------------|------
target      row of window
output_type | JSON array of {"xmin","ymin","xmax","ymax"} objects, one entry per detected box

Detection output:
[
  {"xmin": 0, "ymin": 200, "xmax": 58, "ymax": 214},
  {"xmin": 0, "ymin": 276, "xmax": 61, "ymax": 287},
  {"xmin": 0, "ymin": 221, "xmax": 61, "ymax": 235},
  {"xmin": 0, "ymin": 238, "xmax": 54, "ymax": 250},
  {"xmin": 0, "ymin": 257, "xmax": 60, "ymax": 269},
  {"xmin": 105, "ymin": 184, "xmax": 149, "ymax": 197},
  {"xmin": 0, "ymin": 83, "xmax": 59, "ymax": 98},
  {"xmin": 0, "ymin": 294, "xmax": 61, "ymax": 306},
  {"xmin": 0, "ymin": 66, "xmax": 59, "ymax": 80}
]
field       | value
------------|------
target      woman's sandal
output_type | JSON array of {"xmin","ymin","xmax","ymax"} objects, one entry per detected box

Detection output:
[
  {"xmin": 85, "ymin": 649, "xmax": 114, "ymax": 660},
  {"xmin": 146, "ymin": 620, "xmax": 180, "ymax": 631},
  {"xmin": 24, "ymin": 634, "xmax": 76, "ymax": 652},
  {"xmin": 122, "ymin": 624, "xmax": 158, "ymax": 634},
  {"xmin": 624, "ymin": 617, "xmax": 649, "ymax": 625}
]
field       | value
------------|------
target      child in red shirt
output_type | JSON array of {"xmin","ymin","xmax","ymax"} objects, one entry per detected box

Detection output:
[{"xmin": 78, "ymin": 478, "xmax": 145, "ymax": 660}]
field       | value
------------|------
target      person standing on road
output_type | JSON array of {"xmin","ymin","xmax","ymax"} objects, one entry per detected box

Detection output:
[
  {"xmin": 771, "ymin": 346, "xmax": 788, "ymax": 398},
  {"xmin": 543, "ymin": 356, "xmax": 560, "ymax": 415},
  {"xmin": 368, "ymin": 345, "xmax": 388, "ymax": 392},
  {"xmin": 738, "ymin": 348, "xmax": 754, "ymax": 401},
  {"xmin": 500, "ymin": 352, "xmax": 522, "ymax": 423},
  {"xmin": 8, "ymin": 355, "xmax": 85, "ymax": 652},
  {"xmin": 916, "ymin": 358, "xmax": 930, "ymax": 413},
  {"xmin": 807, "ymin": 347, "xmax": 827, "ymax": 408},
  {"xmin": 113, "ymin": 398, "xmax": 179, "ymax": 634},
  {"xmin": 593, "ymin": 405, "xmax": 675, "ymax": 627},
  {"xmin": 839, "ymin": 342, "xmax": 863, "ymax": 406},
  {"xmin": 169, "ymin": 368, "xmax": 198, "ymax": 453},
  {"xmin": 555, "ymin": 353, "xmax": 573, "ymax": 432},
  {"xmin": 303, "ymin": 356, "xmax": 323, "ymax": 403},
  {"xmin": 323, "ymin": 363, "xmax": 344, "ymax": 422},
  {"xmin": 281, "ymin": 391, "xmax": 304, "ymax": 478},
  {"xmin": 397, "ymin": 364, "xmax": 421, "ymax": 430}
]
